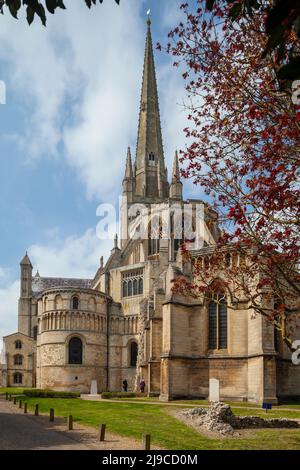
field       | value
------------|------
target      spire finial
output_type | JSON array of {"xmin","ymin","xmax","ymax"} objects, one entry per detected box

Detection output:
[{"xmin": 147, "ymin": 9, "xmax": 151, "ymax": 26}]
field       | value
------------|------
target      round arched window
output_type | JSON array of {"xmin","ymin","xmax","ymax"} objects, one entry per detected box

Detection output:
[
  {"xmin": 68, "ymin": 337, "xmax": 83, "ymax": 364},
  {"xmin": 130, "ymin": 342, "xmax": 138, "ymax": 367},
  {"xmin": 72, "ymin": 296, "xmax": 79, "ymax": 310}
]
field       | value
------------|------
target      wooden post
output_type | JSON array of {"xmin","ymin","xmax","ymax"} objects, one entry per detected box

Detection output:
[
  {"xmin": 13, "ymin": 397, "xmax": 17, "ymax": 405},
  {"xmin": 35, "ymin": 404, "xmax": 39, "ymax": 416},
  {"xmin": 19, "ymin": 400, "xmax": 22, "ymax": 409},
  {"xmin": 143, "ymin": 434, "xmax": 151, "ymax": 450},
  {"xmin": 67, "ymin": 415, "xmax": 73, "ymax": 430},
  {"xmin": 99, "ymin": 424, "xmax": 106, "ymax": 442},
  {"xmin": 24, "ymin": 403, "xmax": 28, "ymax": 414},
  {"xmin": 50, "ymin": 408, "xmax": 54, "ymax": 422},
  {"xmin": 5, "ymin": 392, "xmax": 8, "ymax": 400}
]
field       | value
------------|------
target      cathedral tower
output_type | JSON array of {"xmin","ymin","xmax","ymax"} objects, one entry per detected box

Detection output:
[{"xmin": 134, "ymin": 16, "xmax": 169, "ymax": 200}]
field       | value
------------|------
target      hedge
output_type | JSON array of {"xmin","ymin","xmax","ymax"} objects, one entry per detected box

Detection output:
[
  {"xmin": 23, "ymin": 389, "xmax": 80, "ymax": 398},
  {"xmin": 101, "ymin": 392, "xmax": 146, "ymax": 399}
]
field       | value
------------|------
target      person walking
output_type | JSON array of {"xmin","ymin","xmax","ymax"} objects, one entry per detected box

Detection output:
[
  {"xmin": 139, "ymin": 379, "xmax": 146, "ymax": 393},
  {"xmin": 122, "ymin": 379, "xmax": 128, "ymax": 392}
]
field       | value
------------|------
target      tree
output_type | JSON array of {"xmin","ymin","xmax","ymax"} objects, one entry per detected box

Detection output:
[
  {"xmin": 160, "ymin": 1, "xmax": 300, "ymax": 347},
  {"xmin": 206, "ymin": 0, "xmax": 300, "ymax": 81},
  {"xmin": 0, "ymin": 0, "xmax": 120, "ymax": 26}
]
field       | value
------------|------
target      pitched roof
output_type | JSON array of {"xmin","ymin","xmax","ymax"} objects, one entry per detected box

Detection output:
[{"xmin": 32, "ymin": 275, "xmax": 93, "ymax": 296}]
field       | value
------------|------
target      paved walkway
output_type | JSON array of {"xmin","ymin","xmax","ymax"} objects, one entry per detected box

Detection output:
[{"xmin": 0, "ymin": 397, "xmax": 145, "ymax": 450}]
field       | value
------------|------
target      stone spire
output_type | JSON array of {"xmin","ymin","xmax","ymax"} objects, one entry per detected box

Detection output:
[
  {"xmin": 169, "ymin": 150, "xmax": 183, "ymax": 200},
  {"xmin": 134, "ymin": 16, "xmax": 169, "ymax": 199},
  {"xmin": 122, "ymin": 146, "xmax": 135, "ymax": 202},
  {"xmin": 124, "ymin": 146, "xmax": 133, "ymax": 180},
  {"xmin": 172, "ymin": 150, "xmax": 180, "ymax": 182}
]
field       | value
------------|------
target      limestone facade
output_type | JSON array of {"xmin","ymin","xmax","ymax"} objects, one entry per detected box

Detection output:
[{"xmin": 1, "ymin": 18, "xmax": 299, "ymax": 402}]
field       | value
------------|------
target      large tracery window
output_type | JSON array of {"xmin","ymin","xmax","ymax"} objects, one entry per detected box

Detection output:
[
  {"xmin": 68, "ymin": 337, "xmax": 83, "ymax": 364},
  {"xmin": 208, "ymin": 292, "xmax": 228, "ymax": 350},
  {"xmin": 122, "ymin": 270, "xmax": 143, "ymax": 298}
]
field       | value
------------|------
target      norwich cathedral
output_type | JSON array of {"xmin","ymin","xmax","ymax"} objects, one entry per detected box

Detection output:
[{"xmin": 1, "ymin": 19, "xmax": 299, "ymax": 403}]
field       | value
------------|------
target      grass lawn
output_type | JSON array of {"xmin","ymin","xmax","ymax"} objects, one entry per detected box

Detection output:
[
  {"xmin": 103, "ymin": 396, "xmax": 300, "ymax": 411},
  {"xmin": 17, "ymin": 397, "xmax": 300, "ymax": 450}
]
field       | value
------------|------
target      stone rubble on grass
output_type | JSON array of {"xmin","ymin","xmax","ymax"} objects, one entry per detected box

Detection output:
[{"xmin": 182, "ymin": 402, "xmax": 299, "ymax": 437}]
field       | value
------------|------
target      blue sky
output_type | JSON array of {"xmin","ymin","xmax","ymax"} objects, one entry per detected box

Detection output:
[{"xmin": 0, "ymin": 0, "xmax": 202, "ymax": 346}]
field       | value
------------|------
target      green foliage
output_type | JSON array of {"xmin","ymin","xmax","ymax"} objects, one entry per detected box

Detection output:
[
  {"xmin": 0, "ymin": 387, "xmax": 34, "ymax": 395},
  {"xmin": 101, "ymin": 391, "xmax": 145, "ymax": 399},
  {"xmin": 23, "ymin": 388, "xmax": 80, "ymax": 398},
  {"xmin": 0, "ymin": 0, "xmax": 120, "ymax": 26}
]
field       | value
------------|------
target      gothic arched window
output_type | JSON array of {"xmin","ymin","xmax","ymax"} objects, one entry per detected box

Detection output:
[
  {"xmin": 130, "ymin": 342, "xmax": 138, "ymax": 367},
  {"xmin": 14, "ymin": 354, "xmax": 23, "ymax": 366},
  {"xmin": 13, "ymin": 372, "xmax": 23, "ymax": 384},
  {"xmin": 72, "ymin": 296, "xmax": 79, "ymax": 310},
  {"xmin": 133, "ymin": 279, "xmax": 138, "ymax": 296},
  {"xmin": 33, "ymin": 326, "xmax": 38, "ymax": 340},
  {"xmin": 68, "ymin": 337, "xmax": 83, "ymax": 364},
  {"xmin": 128, "ymin": 280, "xmax": 133, "ymax": 297},
  {"xmin": 208, "ymin": 292, "xmax": 228, "ymax": 350},
  {"xmin": 148, "ymin": 152, "xmax": 155, "ymax": 165}
]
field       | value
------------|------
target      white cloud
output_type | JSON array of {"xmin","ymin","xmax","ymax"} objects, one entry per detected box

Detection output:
[
  {"xmin": 0, "ymin": 229, "xmax": 113, "ymax": 351},
  {"xmin": 0, "ymin": 267, "xmax": 8, "ymax": 280},
  {"xmin": 0, "ymin": 280, "xmax": 19, "ymax": 354},
  {"xmin": 28, "ymin": 228, "xmax": 112, "ymax": 279},
  {"xmin": 0, "ymin": 1, "xmax": 144, "ymax": 201},
  {"xmin": 0, "ymin": 1, "xmax": 198, "ymax": 202}
]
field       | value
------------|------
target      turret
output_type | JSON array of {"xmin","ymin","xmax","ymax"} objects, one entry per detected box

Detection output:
[
  {"xmin": 169, "ymin": 151, "xmax": 183, "ymax": 200},
  {"xmin": 18, "ymin": 252, "xmax": 33, "ymax": 337},
  {"xmin": 122, "ymin": 147, "xmax": 135, "ymax": 203}
]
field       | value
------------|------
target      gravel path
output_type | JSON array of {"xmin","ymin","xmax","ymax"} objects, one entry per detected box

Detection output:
[{"xmin": 0, "ymin": 397, "xmax": 147, "ymax": 450}]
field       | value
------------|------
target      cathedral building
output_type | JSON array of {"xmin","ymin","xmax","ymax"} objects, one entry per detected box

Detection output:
[{"xmin": 1, "ymin": 18, "xmax": 299, "ymax": 403}]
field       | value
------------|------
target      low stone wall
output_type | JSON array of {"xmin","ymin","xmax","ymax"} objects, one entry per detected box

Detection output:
[{"xmin": 183, "ymin": 402, "xmax": 299, "ymax": 436}]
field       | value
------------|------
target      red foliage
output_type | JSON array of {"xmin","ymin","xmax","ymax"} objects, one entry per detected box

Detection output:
[{"xmin": 161, "ymin": 0, "xmax": 300, "ymax": 343}]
